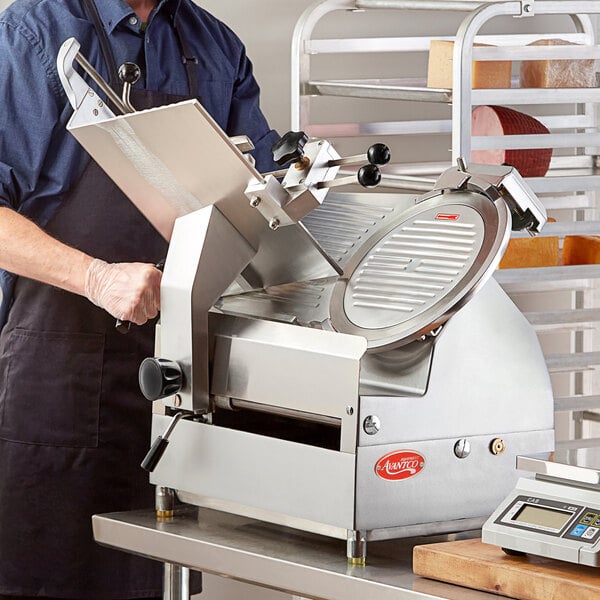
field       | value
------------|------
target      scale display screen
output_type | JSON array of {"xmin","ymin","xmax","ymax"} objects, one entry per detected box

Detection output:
[{"xmin": 513, "ymin": 504, "xmax": 572, "ymax": 531}]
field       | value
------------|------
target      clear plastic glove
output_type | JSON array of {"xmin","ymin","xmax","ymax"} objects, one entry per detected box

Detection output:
[{"xmin": 84, "ymin": 258, "xmax": 162, "ymax": 325}]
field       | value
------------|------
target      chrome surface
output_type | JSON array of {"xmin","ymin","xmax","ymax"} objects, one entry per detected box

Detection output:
[
  {"xmin": 329, "ymin": 190, "xmax": 510, "ymax": 349},
  {"xmin": 57, "ymin": 38, "xmax": 118, "ymax": 126},
  {"xmin": 92, "ymin": 508, "xmax": 495, "ymax": 600},
  {"xmin": 343, "ymin": 200, "xmax": 485, "ymax": 328},
  {"xmin": 517, "ymin": 456, "xmax": 600, "ymax": 487},
  {"xmin": 163, "ymin": 564, "xmax": 189, "ymax": 600},
  {"xmin": 149, "ymin": 416, "xmax": 358, "ymax": 532},
  {"xmin": 209, "ymin": 312, "xmax": 365, "ymax": 452},
  {"xmin": 301, "ymin": 192, "xmax": 415, "ymax": 267},
  {"xmin": 74, "ymin": 51, "xmax": 130, "ymax": 115},
  {"xmin": 229, "ymin": 398, "xmax": 340, "ymax": 427},
  {"xmin": 160, "ymin": 206, "xmax": 255, "ymax": 412}
]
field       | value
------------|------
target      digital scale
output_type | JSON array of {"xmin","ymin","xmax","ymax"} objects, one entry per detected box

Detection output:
[{"xmin": 483, "ymin": 456, "xmax": 600, "ymax": 567}]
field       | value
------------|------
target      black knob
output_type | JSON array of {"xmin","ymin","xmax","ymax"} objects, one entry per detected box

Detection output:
[
  {"xmin": 367, "ymin": 143, "xmax": 391, "ymax": 166},
  {"xmin": 118, "ymin": 62, "xmax": 141, "ymax": 85},
  {"xmin": 357, "ymin": 164, "xmax": 381, "ymax": 188},
  {"xmin": 139, "ymin": 358, "xmax": 183, "ymax": 401},
  {"xmin": 272, "ymin": 131, "xmax": 309, "ymax": 166}
]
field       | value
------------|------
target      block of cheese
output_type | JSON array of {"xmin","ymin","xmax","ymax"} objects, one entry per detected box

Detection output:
[
  {"xmin": 499, "ymin": 236, "xmax": 559, "ymax": 269},
  {"xmin": 471, "ymin": 105, "xmax": 552, "ymax": 178},
  {"xmin": 427, "ymin": 40, "xmax": 512, "ymax": 89},
  {"xmin": 562, "ymin": 236, "xmax": 600, "ymax": 265},
  {"xmin": 520, "ymin": 39, "xmax": 596, "ymax": 88}
]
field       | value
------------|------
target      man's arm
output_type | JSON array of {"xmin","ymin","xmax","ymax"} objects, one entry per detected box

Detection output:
[
  {"xmin": 0, "ymin": 21, "xmax": 160, "ymax": 326},
  {"xmin": 0, "ymin": 207, "xmax": 161, "ymax": 324}
]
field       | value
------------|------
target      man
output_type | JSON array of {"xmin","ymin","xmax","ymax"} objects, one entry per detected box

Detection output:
[{"xmin": 0, "ymin": 0, "xmax": 279, "ymax": 597}]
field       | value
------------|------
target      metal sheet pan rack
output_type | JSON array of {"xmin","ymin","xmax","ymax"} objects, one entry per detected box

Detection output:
[{"xmin": 292, "ymin": 0, "xmax": 600, "ymax": 448}]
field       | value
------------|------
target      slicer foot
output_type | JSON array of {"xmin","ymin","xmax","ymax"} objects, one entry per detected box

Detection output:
[
  {"xmin": 156, "ymin": 486, "xmax": 175, "ymax": 520},
  {"xmin": 347, "ymin": 530, "xmax": 367, "ymax": 566}
]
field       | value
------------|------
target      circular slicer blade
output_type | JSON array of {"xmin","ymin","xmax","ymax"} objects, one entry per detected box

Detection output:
[{"xmin": 329, "ymin": 189, "xmax": 511, "ymax": 351}]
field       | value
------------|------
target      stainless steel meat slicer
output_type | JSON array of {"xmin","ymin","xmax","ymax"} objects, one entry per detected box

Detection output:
[{"xmin": 57, "ymin": 38, "xmax": 554, "ymax": 562}]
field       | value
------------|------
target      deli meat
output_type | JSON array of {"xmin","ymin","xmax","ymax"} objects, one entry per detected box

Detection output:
[{"xmin": 471, "ymin": 105, "xmax": 552, "ymax": 178}]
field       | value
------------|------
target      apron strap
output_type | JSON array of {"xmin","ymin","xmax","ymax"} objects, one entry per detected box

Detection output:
[
  {"xmin": 81, "ymin": 0, "xmax": 120, "ymax": 89},
  {"xmin": 171, "ymin": 3, "xmax": 199, "ymax": 97},
  {"xmin": 82, "ymin": 0, "xmax": 198, "ymax": 99}
]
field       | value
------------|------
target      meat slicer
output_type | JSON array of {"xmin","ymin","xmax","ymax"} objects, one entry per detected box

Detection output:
[{"xmin": 57, "ymin": 38, "xmax": 554, "ymax": 562}]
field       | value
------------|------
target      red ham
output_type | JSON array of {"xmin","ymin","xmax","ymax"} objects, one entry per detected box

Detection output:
[{"xmin": 471, "ymin": 105, "xmax": 552, "ymax": 178}]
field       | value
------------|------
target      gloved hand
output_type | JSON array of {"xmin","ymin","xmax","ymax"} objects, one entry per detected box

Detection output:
[{"xmin": 84, "ymin": 258, "xmax": 162, "ymax": 325}]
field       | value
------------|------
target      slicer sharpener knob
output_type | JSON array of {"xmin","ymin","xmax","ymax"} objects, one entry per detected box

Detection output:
[
  {"xmin": 118, "ymin": 62, "xmax": 141, "ymax": 85},
  {"xmin": 139, "ymin": 357, "xmax": 183, "ymax": 401},
  {"xmin": 357, "ymin": 164, "xmax": 381, "ymax": 188},
  {"xmin": 272, "ymin": 130, "xmax": 309, "ymax": 166},
  {"xmin": 367, "ymin": 143, "xmax": 391, "ymax": 167}
]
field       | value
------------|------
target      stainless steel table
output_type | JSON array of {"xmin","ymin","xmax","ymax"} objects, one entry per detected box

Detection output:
[{"xmin": 92, "ymin": 507, "xmax": 498, "ymax": 600}]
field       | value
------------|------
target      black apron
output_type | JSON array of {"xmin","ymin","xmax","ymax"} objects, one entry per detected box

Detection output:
[{"xmin": 0, "ymin": 1, "xmax": 200, "ymax": 597}]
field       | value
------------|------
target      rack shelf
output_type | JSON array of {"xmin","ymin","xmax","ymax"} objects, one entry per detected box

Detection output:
[
  {"xmin": 306, "ymin": 79, "xmax": 600, "ymax": 105},
  {"xmin": 495, "ymin": 265, "xmax": 600, "ymax": 294},
  {"xmin": 294, "ymin": 0, "xmax": 600, "ymax": 449}
]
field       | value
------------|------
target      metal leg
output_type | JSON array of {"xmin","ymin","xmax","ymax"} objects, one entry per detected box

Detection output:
[
  {"xmin": 163, "ymin": 563, "xmax": 190, "ymax": 600},
  {"xmin": 346, "ymin": 529, "xmax": 367, "ymax": 566},
  {"xmin": 156, "ymin": 486, "xmax": 175, "ymax": 519}
]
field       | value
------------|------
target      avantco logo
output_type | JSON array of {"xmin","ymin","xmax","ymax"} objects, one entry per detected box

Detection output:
[{"xmin": 374, "ymin": 450, "xmax": 425, "ymax": 481}]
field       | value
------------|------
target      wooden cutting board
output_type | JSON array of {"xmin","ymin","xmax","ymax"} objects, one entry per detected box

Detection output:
[{"xmin": 413, "ymin": 538, "xmax": 600, "ymax": 600}]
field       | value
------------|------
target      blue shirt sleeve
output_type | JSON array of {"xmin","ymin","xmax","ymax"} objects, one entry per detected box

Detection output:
[
  {"xmin": 0, "ymin": 18, "xmax": 88, "ymax": 327},
  {"xmin": 226, "ymin": 43, "xmax": 280, "ymax": 174},
  {"xmin": 0, "ymin": 21, "xmax": 61, "ymax": 212}
]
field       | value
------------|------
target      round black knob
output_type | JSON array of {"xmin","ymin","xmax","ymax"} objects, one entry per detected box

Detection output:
[
  {"xmin": 139, "ymin": 358, "xmax": 183, "ymax": 401},
  {"xmin": 272, "ymin": 131, "xmax": 309, "ymax": 166},
  {"xmin": 367, "ymin": 143, "xmax": 391, "ymax": 166},
  {"xmin": 118, "ymin": 62, "xmax": 141, "ymax": 85},
  {"xmin": 357, "ymin": 164, "xmax": 381, "ymax": 188}
]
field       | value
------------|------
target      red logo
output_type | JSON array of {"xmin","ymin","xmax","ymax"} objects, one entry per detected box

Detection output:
[
  {"xmin": 435, "ymin": 213, "xmax": 460, "ymax": 221},
  {"xmin": 375, "ymin": 450, "xmax": 425, "ymax": 481}
]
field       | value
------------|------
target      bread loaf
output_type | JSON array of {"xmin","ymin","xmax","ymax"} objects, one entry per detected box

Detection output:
[
  {"xmin": 562, "ymin": 236, "xmax": 600, "ymax": 265},
  {"xmin": 520, "ymin": 39, "xmax": 596, "ymax": 88},
  {"xmin": 427, "ymin": 40, "xmax": 512, "ymax": 89},
  {"xmin": 471, "ymin": 105, "xmax": 552, "ymax": 178},
  {"xmin": 499, "ymin": 236, "xmax": 559, "ymax": 269}
]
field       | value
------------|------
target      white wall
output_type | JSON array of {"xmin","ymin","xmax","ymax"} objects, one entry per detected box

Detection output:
[{"xmin": 199, "ymin": 1, "xmax": 313, "ymax": 133}]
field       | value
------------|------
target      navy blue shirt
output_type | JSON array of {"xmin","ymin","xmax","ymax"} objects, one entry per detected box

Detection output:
[{"xmin": 0, "ymin": 0, "xmax": 279, "ymax": 324}]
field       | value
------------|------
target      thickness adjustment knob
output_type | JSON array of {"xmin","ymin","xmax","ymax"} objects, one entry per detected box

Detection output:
[
  {"xmin": 272, "ymin": 130, "xmax": 309, "ymax": 166},
  {"xmin": 139, "ymin": 358, "xmax": 183, "ymax": 401}
]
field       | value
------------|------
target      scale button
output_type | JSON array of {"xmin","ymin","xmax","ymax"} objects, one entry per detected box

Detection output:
[
  {"xmin": 581, "ymin": 512, "xmax": 596, "ymax": 525},
  {"xmin": 582, "ymin": 527, "xmax": 599, "ymax": 540},
  {"xmin": 571, "ymin": 525, "xmax": 587, "ymax": 537},
  {"xmin": 581, "ymin": 515, "xmax": 595, "ymax": 525}
]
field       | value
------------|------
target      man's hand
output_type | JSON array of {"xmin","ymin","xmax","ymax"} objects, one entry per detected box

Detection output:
[{"xmin": 84, "ymin": 258, "xmax": 162, "ymax": 325}]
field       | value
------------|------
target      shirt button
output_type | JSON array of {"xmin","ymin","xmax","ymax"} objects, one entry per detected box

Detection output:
[{"xmin": 129, "ymin": 16, "xmax": 138, "ymax": 25}]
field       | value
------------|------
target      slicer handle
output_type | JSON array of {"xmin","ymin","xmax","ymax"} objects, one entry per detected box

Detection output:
[
  {"xmin": 115, "ymin": 318, "xmax": 131, "ymax": 334},
  {"xmin": 272, "ymin": 130, "xmax": 308, "ymax": 166},
  {"xmin": 141, "ymin": 436, "xmax": 169, "ymax": 472},
  {"xmin": 115, "ymin": 260, "xmax": 164, "ymax": 334},
  {"xmin": 141, "ymin": 412, "xmax": 186, "ymax": 472}
]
